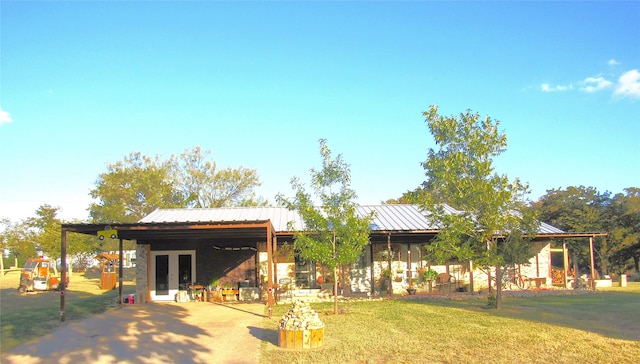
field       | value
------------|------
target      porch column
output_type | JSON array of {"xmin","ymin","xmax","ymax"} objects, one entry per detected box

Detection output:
[
  {"xmin": 563, "ymin": 243, "xmax": 569, "ymax": 288},
  {"xmin": 60, "ymin": 229, "xmax": 67, "ymax": 322},
  {"xmin": 119, "ymin": 238, "xmax": 124, "ymax": 307},
  {"xmin": 589, "ymin": 236, "xmax": 596, "ymax": 290},
  {"xmin": 407, "ymin": 244, "xmax": 412, "ymax": 288},
  {"xmin": 273, "ymin": 235, "xmax": 278, "ymax": 290},
  {"xmin": 387, "ymin": 233, "xmax": 392, "ymax": 295},
  {"xmin": 369, "ymin": 243, "xmax": 375, "ymax": 296},
  {"xmin": 266, "ymin": 224, "xmax": 274, "ymax": 316}
]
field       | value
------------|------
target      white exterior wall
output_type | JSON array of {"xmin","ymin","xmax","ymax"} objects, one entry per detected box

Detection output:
[
  {"xmin": 256, "ymin": 240, "xmax": 553, "ymax": 294},
  {"xmin": 470, "ymin": 241, "xmax": 552, "ymax": 290}
]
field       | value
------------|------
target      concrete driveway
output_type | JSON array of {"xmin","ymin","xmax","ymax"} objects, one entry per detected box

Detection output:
[{"xmin": 1, "ymin": 302, "xmax": 272, "ymax": 364}]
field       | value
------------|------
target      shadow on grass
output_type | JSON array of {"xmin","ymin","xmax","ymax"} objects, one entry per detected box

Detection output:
[
  {"xmin": 249, "ymin": 325, "xmax": 278, "ymax": 345},
  {"xmin": 415, "ymin": 290, "xmax": 640, "ymax": 341}
]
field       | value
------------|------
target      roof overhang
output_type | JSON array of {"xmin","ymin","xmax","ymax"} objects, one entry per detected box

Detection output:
[{"xmin": 62, "ymin": 220, "xmax": 276, "ymax": 242}]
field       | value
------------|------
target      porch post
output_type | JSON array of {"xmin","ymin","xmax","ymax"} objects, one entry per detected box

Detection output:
[
  {"xmin": 369, "ymin": 243, "xmax": 375, "ymax": 296},
  {"xmin": 119, "ymin": 238, "xmax": 124, "ymax": 307},
  {"xmin": 589, "ymin": 236, "xmax": 596, "ymax": 290},
  {"xmin": 60, "ymin": 229, "xmax": 67, "ymax": 322},
  {"xmin": 407, "ymin": 244, "xmax": 412, "ymax": 288},
  {"xmin": 273, "ymin": 234, "xmax": 278, "ymax": 299},
  {"xmin": 266, "ymin": 224, "xmax": 274, "ymax": 317},
  {"xmin": 563, "ymin": 243, "xmax": 569, "ymax": 288},
  {"xmin": 387, "ymin": 233, "xmax": 392, "ymax": 295}
]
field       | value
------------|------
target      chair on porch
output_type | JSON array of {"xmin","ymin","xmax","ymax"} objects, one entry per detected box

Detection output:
[{"xmin": 435, "ymin": 273, "xmax": 457, "ymax": 292}]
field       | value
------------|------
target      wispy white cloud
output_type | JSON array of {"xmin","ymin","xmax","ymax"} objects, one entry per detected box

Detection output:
[
  {"xmin": 614, "ymin": 69, "xmax": 640, "ymax": 99},
  {"xmin": 540, "ymin": 59, "xmax": 640, "ymax": 100},
  {"xmin": 541, "ymin": 83, "xmax": 572, "ymax": 92},
  {"xmin": 579, "ymin": 76, "xmax": 613, "ymax": 93},
  {"xmin": 0, "ymin": 107, "xmax": 13, "ymax": 125}
]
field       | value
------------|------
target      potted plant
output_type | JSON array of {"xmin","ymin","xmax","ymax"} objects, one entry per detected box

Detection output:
[
  {"xmin": 376, "ymin": 277, "xmax": 388, "ymax": 295},
  {"xmin": 376, "ymin": 269, "xmax": 391, "ymax": 295},
  {"xmin": 423, "ymin": 269, "xmax": 438, "ymax": 281},
  {"xmin": 422, "ymin": 269, "xmax": 438, "ymax": 292},
  {"xmin": 209, "ymin": 278, "xmax": 221, "ymax": 291}
]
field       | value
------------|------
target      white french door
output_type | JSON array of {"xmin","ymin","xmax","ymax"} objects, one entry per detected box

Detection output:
[{"xmin": 150, "ymin": 250, "xmax": 195, "ymax": 302}]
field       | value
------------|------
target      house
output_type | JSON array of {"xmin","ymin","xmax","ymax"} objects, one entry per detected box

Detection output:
[{"xmin": 61, "ymin": 204, "xmax": 604, "ymax": 306}]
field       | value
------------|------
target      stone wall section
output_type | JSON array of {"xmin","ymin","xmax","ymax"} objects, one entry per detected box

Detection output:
[{"xmin": 135, "ymin": 243, "xmax": 149, "ymax": 304}]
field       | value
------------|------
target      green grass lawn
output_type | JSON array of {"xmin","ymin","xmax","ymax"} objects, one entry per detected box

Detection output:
[
  {"xmin": 0, "ymin": 269, "xmax": 136, "ymax": 351},
  {"xmin": 261, "ymin": 284, "xmax": 640, "ymax": 364},
  {"xmin": 3, "ymin": 268, "xmax": 639, "ymax": 363}
]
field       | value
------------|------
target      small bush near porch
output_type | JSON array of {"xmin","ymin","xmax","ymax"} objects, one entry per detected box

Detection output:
[{"xmin": 261, "ymin": 284, "xmax": 640, "ymax": 363}]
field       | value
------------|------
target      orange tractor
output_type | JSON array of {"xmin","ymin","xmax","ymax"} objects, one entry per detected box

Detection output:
[{"xmin": 18, "ymin": 257, "xmax": 68, "ymax": 294}]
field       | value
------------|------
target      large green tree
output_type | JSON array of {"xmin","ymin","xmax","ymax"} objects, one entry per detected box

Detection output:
[
  {"xmin": 384, "ymin": 186, "xmax": 430, "ymax": 205},
  {"xmin": 27, "ymin": 205, "xmax": 97, "ymax": 262},
  {"xmin": 89, "ymin": 147, "xmax": 264, "ymax": 223},
  {"xmin": 172, "ymin": 146, "xmax": 264, "ymax": 208},
  {"xmin": 611, "ymin": 187, "xmax": 640, "ymax": 273},
  {"xmin": 532, "ymin": 186, "xmax": 611, "ymax": 274},
  {"xmin": 277, "ymin": 139, "xmax": 373, "ymax": 314},
  {"xmin": 27, "ymin": 205, "xmax": 62, "ymax": 259},
  {"xmin": 89, "ymin": 152, "xmax": 181, "ymax": 223},
  {"xmin": 609, "ymin": 188, "xmax": 640, "ymax": 273},
  {"xmin": 0, "ymin": 218, "xmax": 37, "ymax": 272},
  {"xmin": 421, "ymin": 105, "xmax": 538, "ymax": 309}
]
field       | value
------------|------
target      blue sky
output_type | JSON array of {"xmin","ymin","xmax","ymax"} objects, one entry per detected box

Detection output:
[{"xmin": 1, "ymin": 1, "xmax": 639, "ymax": 222}]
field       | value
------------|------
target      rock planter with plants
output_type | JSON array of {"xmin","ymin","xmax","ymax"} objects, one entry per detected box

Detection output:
[{"xmin": 277, "ymin": 300, "xmax": 324, "ymax": 349}]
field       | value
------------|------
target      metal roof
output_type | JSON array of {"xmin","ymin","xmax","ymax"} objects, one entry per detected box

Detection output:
[
  {"xmin": 139, "ymin": 207, "xmax": 304, "ymax": 232},
  {"xmin": 537, "ymin": 221, "xmax": 565, "ymax": 234},
  {"xmin": 139, "ymin": 205, "xmax": 442, "ymax": 233},
  {"xmin": 357, "ymin": 205, "xmax": 438, "ymax": 231},
  {"xmin": 138, "ymin": 204, "xmax": 562, "ymax": 235}
]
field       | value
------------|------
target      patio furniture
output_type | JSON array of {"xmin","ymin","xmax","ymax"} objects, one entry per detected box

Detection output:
[{"xmin": 435, "ymin": 273, "xmax": 457, "ymax": 292}]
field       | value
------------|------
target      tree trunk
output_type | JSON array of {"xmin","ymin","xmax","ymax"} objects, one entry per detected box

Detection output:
[
  {"xmin": 599, "ymin": 238, "xmax": 608, "ymax": 276},
  {"xmin": 495, "ymin": 266, "xmax": 502, "ymax": 310},
  {"xmin": 468, "ymin": 260, "xmax": 474, "ymax": 293},
  {"xmin": 333, "ymin": 265, "xmax": 339, "ymax": 314}
]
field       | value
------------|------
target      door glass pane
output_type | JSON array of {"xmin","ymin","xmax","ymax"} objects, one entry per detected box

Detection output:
[
  {"xmin": 156, "ymin": 255, "xmax": 169, "ymax": 295},
  {"xmin": 179, "ymin": 254, "xmax": 192, "ymax": 290}
]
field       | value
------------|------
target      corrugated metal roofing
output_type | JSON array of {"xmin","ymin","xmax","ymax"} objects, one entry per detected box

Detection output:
[
  {"xmin": 357, "ymin": 205, "xmax": 438, "ymax": 231},
  {"xmin": 141, "ymin": 205, "xmax": 441, "ymax": 232},
  {"xmin": 537, "ymin": 221, "xmax": 565, "ymax": 234},
  {"xmin": 139, "ymin": 207, "xmax": 304, "ymax": 232},
  {"xmin": 139, "ymin": 204, "xmax": 562, "ymax": 235}
]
